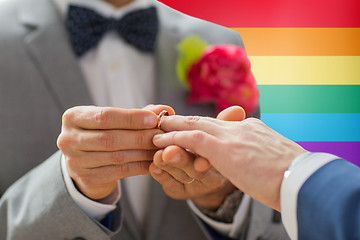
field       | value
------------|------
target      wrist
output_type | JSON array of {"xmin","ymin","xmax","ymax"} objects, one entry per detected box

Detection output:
[
  {"xmin": 61, "ymin": 155, "xmax": 120, "ymax": 219},
  {"xmin": 197, "ymin": 190, "xmax": 244, "ymax": 223},
  {"xmin": 192, "ymin": 181, "xmax": 236, "ymax": 211},
  {"xmin": 74, "ymin": 180, "xmax": 118, "ymax": 200}
]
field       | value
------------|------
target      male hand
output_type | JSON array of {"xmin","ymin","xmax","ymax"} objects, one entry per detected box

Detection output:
[
  {"xmin": 149, "ymin": 107, "xmax": 246, "ymax": 210},
  {"xmin": 152, "ymin": 106, "xmax": 306, "ymax": 211},
  {"xmin": 57, "ymin": 105, "xmax": 174, "ymax": 200}
]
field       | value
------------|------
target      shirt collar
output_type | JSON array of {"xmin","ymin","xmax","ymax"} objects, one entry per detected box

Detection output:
[{"xmin": 52, "ymin": 0, "xmax": 154, "ymax": 19}]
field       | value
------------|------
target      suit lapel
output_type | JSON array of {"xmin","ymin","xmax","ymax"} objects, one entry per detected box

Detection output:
[
  {"xmin": 153, "ymin": 13, "xmax": 187, "ymax": 113},
  {"xmin": 18, "ymin": 0, "xmax": 92, "ymax": 112},
  {"xmin": 120, "ymin": 181, "xmax": 144, "ymax": 240},
  {"xmin": 246, "ymin": 200, "xmax": 274, "ymax": 240},
  {"xmin": 142, "ymin": 10, "xmax": 178, "ymax": 240},
  {"xmin": 145, "ymin": 179, "xmax": 168, "ymax": 240},
  {"xmin": 153, "ymin": 2, "xmax": 216, "ymax": 118},
  {"xmin": 145, "ymin": 5, "xmax": 217, "ymax": 239}
]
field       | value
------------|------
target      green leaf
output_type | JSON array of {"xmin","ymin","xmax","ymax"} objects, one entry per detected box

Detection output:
[{"xmin": 176, "ymin": 35, "xmax": 208, "ymax": 88}]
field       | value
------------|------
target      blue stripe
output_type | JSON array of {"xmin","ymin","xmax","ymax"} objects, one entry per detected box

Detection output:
[{"xmin": 261, "ymin": 113, "xmax": 360, "ymax": 141}]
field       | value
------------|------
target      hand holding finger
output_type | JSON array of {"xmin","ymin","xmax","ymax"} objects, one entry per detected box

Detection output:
[
  {"xmin": 153, "ymin": 146, "xmax": 199, "ymax": 183},
  {"xmin": 193, "ymin": 106, "xmax": 247, "ymax": 171},
  {"xmin": 150, "ymin": 146, "xmax": 235, "ymax": 210},
  {"xmin": 57, "ymin": 105, "xmax": 172, "ymax": 200},
  {"xmin": 142, "ymin": 104, "xmax": 175, "ymax": 116}
]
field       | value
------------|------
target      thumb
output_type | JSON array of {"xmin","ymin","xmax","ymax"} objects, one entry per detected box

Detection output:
[
  {"xmin": 216, "ymin": 106, "xmax": 246, "ymax": 121},
  {"xmin": 143, "ymin": 104, "xmax": 175, "ymax": 116}
]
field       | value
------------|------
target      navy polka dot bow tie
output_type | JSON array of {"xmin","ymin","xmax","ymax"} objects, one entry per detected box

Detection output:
[{"xmin": 66, "ymin": 5, "xmax": 159, "ymax": 57}]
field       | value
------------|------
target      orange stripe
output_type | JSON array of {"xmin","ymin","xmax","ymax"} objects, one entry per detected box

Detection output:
[{"xmin": 232, "ymin": 28, "xmax": 360, "ymax": 56}]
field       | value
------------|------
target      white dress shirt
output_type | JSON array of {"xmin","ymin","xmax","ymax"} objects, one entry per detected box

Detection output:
[
  {"xmin": 281, "ymin": 152, "xmax": 339, "ymax": 240},
  {"xmin": 55, "ymin": 0, "xmax": 156, "ymax": 224},
  {"xmin": 54, "ymin": 0, "xmax": 249, "ymax": 236}
]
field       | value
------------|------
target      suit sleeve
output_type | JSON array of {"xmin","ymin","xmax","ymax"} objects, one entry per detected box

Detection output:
[
  {"xmin": 0, "ymin": 151, "xmax": 123, "ymax": 240},
  {"xmin": 281, "ymin": 153, "xmax": 360, "ymax": 240},
  {"xmin": 297, "ymin": 159, "xmax": 360, "ymax": 240}
]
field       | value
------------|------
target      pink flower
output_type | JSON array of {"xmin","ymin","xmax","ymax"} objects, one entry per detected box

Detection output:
[{"xmin": 186, "ymin": 45, "xmax": 259, "ymax": 115}]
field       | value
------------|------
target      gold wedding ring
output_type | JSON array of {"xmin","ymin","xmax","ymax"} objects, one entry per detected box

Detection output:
[
  {"xmin": 184, "ymin": 178, "xmax": 195, "ymax": 184},
  {"xmin": 157, "ymin": 110, "xmax": 169, "ymax": 129}
]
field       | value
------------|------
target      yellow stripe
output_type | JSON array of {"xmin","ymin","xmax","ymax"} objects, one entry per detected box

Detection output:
[
  {"xmin": 249, "ymin": 56, "xmax": 360, "ymax": 85},
  {"xmin": 232, "ymin": 28, "xmax": 360, "ymax": 56}
]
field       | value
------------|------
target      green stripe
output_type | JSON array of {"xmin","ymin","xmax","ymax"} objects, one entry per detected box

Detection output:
[{"xmin": 258, "ymin": 85, "xmax": 360, "ymax": 113}]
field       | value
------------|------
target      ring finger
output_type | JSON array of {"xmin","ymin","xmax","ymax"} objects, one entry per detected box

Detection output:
[
  {"xmin": 153, "ymin": 148, "xmax": 195, "ymax": 184},
  {"xmin": 66, "ymin": 149, "xmax": 157, "ymax": 169}
]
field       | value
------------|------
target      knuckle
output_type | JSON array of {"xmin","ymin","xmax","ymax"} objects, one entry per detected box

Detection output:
[
  {"xmin": 136, "ymin": 132, "xmax": 147, "ymax": 148},
  {"xmin": 118, "ymin": 162, "xmax": 150, "ymax": 177},
  {"xmin": 184, "ymin": 116, "xmax": 201, "ymax": 126},
  {"xmin": 99, "ymin": 132, "xmax": 116, "ymax": 150},
  {"xmin": 67, "ymin": 167, "xmax": 83, "ymax": 184},
  {"xmin": 57, "ymin": 133, "xmax": 74, "ymax": 151},
  {"xmin": 191, "ymin": 130, "xmax": 205, "ymax": 141},
  {"xmin": 78, "ymin": 175, "xmax": 93, "ymax": 188},
  {"xmin": 123, "ymin": 109, "xmax": 135, "ymax": 128},
  {"xmin": 95, "ymin": 108, "xmax": 111, "ymax": 128},
  {"xmin": 65, "ymin": 156, "xmax": 79, "ymax": 171},
  {"xmin": 138, "ymin": 161, "xmax": 151, "ymax": 172},
  {"xmin": 145, "ymin": 150, "xmax": 156, "ymax": 160},
  {"xmin": 166, "ymin": 131, "xmax": 177, "ymax": 145},
  {"xmin": 245, "ymin": 117, "xmax": 261, "ymax": 125},
  {"xmin": 118, "ymin": 163, "xmax": 131, "ymax": 175},
  {"xmin": 62, "ymin": 108, "xmax": 76, "ymax": 125},
  {"xmin": 110, "ymin": 151, "xmax": 125, "ymax": 164}
]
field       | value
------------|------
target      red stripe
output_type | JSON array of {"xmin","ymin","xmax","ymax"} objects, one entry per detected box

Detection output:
[{"xmin": 158, "ymin": 0, "xmax": 360, "ymax": 27}]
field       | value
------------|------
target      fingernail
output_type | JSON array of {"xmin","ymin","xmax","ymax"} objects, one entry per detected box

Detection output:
[
  {"xmin": 153, "ymin": 167, "xmax": 163, "ymax": 175},
  {"xmin": 153, "ymin": 134, "xmax": 163, "ymax": 141},
  {"xmin": 144, "ymin": 115, "xmax": 157, "ymax": 127}
]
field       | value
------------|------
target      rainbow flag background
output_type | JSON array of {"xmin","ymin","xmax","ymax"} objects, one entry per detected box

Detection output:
[{"xmin": 159, "ymin": 0, "xmax": 360, "ymax": 166}]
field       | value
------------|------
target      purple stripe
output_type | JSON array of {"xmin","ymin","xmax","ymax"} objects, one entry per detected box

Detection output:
[{"xmin": 297, "ymin": 142, "xmax": 360, "ymax": 167}]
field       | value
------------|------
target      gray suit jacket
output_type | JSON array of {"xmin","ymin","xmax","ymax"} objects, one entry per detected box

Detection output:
[{"xmin": 0, "ymin": 0, "xmax": 289, "ymax": 239}]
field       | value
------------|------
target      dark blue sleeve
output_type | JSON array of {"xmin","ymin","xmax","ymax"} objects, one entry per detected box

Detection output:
[
  {"xmin": 200, "ymin": 219, "xmax": 235, "ymax": 240},
  {"xmin": 297, "ymin": 159, "xmax": 360, "ymax": 240},
  {"xmin": 100, "ymin": 211, "xmax": 114, "ymax": 230}
]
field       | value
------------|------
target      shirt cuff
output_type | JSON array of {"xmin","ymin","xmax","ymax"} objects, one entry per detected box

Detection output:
[
  {"xmin": 61, "ymin": 154, "xmax": 121, "ymax": 220},
  {"xmin": 187, "ymin": 194, "xmax": 251, "ymax": 238},
  {"xmin": 280, "ymin": 152, "xmax": 339, "ymax": 240}
]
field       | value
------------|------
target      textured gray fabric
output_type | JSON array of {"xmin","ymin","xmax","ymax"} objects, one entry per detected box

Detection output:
[
  {"xmin": 247, "ymin": 201, "xmax": 290, "ymax": 240},
  {"xmin": 0, "ymin": 0, "xmax": 289, "ymax": 239}
]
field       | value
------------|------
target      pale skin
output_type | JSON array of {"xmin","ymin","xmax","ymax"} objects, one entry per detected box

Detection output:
[
  {"xmin": 104, "ymin": 0, "xmax": 134, "ymax": 8},
  {"xmin": 153, "ymin": 106, "xmax": 307, "ymax": 212},
  {"xmin": 149, "ymin": 106, "xmax": 247, "ymax": 210},
  {"xmin": 57, "ymin": 105, "xmax": 166, "ymax": 200},
  {"xmin": 57, "ymin": 105, "xmax": 243, "ymax": 210},
  {"xmin": 57, "ymin": 0, "xmax": 242, "ymax": 211}
]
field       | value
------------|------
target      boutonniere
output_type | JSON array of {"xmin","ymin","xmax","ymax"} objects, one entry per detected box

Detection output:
[{"xmin": 176, "ymin": 35, "xmax": 259, "ymax": 116}]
